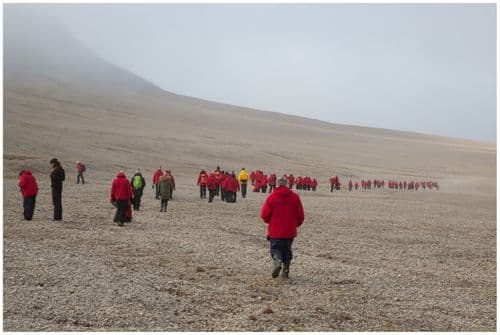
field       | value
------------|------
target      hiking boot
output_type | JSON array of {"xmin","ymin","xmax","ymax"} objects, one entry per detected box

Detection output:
[
  {"xmin": 117, "ymin": 222, "xmax": 124, "ymax": 226},
  {"xmin": 282, "ymin": 261, "xmax": 290, "ymax": 279},
  {"xmin": 272, "ymin": 257, "xmax": 282, "ymax": 278}
]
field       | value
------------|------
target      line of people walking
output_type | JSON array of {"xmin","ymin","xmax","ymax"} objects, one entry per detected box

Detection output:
[{"xmin": 197, "ymin": 167, "xmax": 246, "ymax": 203}]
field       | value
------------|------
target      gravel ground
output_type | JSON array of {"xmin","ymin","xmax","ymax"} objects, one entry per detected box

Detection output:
[{"xmin": 3, "ymin": 174, "xmax": 496, "ymax": 331}]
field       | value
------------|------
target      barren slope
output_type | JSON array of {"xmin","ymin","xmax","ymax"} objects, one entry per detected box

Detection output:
[{"xmin": 3, "ymin": 9, "xmax": 496, "ymax": 331}]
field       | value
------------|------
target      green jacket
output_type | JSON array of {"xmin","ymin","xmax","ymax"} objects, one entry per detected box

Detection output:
[{"xmin": 158, "ymin": 176, "xmax": 174, "ymax": 200}]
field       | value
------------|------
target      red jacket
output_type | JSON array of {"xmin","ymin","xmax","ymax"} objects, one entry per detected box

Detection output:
[
  {"xmin": 153, "ymin": 169, "xmax": 163, "ymax": 185},
  {"xmin": 110, "ymin": 172, "xmax": 132, "ymax": 201},
  {"xmin": 207, "ymin": 174, "xmax": 218, "ymax": 190},
  {"xmin": 311, "ymin": 178, "xmax": 318, "ymax": 187},
  {"xmin": 19, "ymin": 170, "xmax": 38, "ymax": 198},
  {"xmin": 268, "ymin": 174, "xmax": 277, "ymax": 186},
  {"xmin": 197, "ymin": 173, "xmax": 208, "ymax": 186},
  {"xmin": 76, "ymin": 162, "xmax": 84, "ymax": 174},
  {"xmin": 261, "ymin": 186, "xmax": 304, "ymax": 239},
  {"xmin": 224, "ymin": 176, "xmax": 240, "ymax": 192}
]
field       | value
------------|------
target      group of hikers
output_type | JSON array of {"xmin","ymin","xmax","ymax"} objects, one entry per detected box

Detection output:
[
  {"xmin": 196, "ymin": 167, "xmax": 243, "ymax": 203},
  {"xmin": 18, "ymin": 159, "xmax": 446, "ymax": 279},
  {"xmin": 110, "ymin": 167, "xmax": 176, "ymax": 226},
  {"xmin": 249, "ymin": 172, "xmax": 319, "ymax": 193},
  {"xmin": 18, "ymin": 158, "xmax": 68, "ymax": 221},
  {"xmin": 387, "ymin": 180, "xmax": 440, "ymax": 190},
  {"xmin": 329, "ymin": 177, "xmax": 440, "ymax": 191}
]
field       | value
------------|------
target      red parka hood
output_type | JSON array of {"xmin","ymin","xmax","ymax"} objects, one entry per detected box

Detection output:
[
  {"xmin": 116, "ymin": 172, "xmax": 126, "ymax": 178},
  {"xmin": 274, "ymin": 186, "xmax": 292, "ymax": 196}
]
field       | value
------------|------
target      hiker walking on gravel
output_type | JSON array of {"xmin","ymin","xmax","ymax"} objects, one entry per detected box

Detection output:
[
  {"xmin": 158, "ymin": 171, "xmax": 174, "ymax": 212},
  {"xmin": 166, "ymin": 170, "xmax": 176, "ymax": 199},
  {"xmin": 261, "ymin": 177, "xmax": 304, "ymax": 279},
  {"xmin": 268, "ymin": 173, "xmax": 277, "ymax": 193},
  {"xmin": 197, "ymin": 170, "xmax": 208, "ymax": 199},
  {"xmin": 110, "ymin": 171, "xmax": 133, "ymax": 226},
  {"xmin": 250, "ymin": 170, "xmax": 256, "ymax": 186},
  {"xmin": 224, "ymin": 172, "xmax": 240, "ymax": 203},
  {"xmin": 131, "ymin": 169, "xmax": 146, "ymax": 211},
  {"xmin": 237, "ymin": 168, "xmax": 249, "ymax": 198},
  {"xmin": 207, "ymin": 173, "xmax": 218, "ymax": 203},
  {"xmin": 311, "ymin": 178, "xmax": 318, "ymax": 191},
  {"xmin": 50, "ymin": 158, "xmax": 65, "ymax": 221},
  {"xmin": 152, "ymin": 167, "xmax": 163, "ymax": 199},
  {"xmin": 76, "ymin": 160, "xmax": 86, "ymax": 184},
  {"xmin": 19, "ymin": 169, "xmax": 38, "ymax": 220}
]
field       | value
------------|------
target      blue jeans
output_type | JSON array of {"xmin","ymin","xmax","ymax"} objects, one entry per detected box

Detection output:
[{"xmin": 269, "ymin": 238, "xmax": 294, "ymax": 262}]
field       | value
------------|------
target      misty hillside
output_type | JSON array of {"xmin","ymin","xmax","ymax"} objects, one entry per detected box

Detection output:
[{"xmin": 3, "ymin": 8, "xmax": 495, "ymax": 194}]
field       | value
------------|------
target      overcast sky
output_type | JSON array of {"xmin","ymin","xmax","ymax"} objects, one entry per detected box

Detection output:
[{"xmin": 10, "ymin": 4, "xmax": 497, "ymax": 141}]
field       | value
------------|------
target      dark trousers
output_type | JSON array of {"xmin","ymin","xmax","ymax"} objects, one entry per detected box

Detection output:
[
  {"xmin": 200, "ymin": 185, "xmax": 207, "ymax": 198},
  {"xmin": 23, "ymin": 196, "xmax": 36, "ymax": 220},
  {"xmin": 269, "ymin": 184, "xmax": 275, "ymax": 193},
  {"xmin": 52, "ymin": 190, "xmax": 62, "ymax": 220},
  {"xmin": 77, "ymin": 173, "xmax": 85, "ymax": 184},
  {"xmin": 269, "ymin": 238, "xmax": 294, "ymax": 263},
  {"xmin": 208, "ymin": 189, "xmax": 216, "ymax": 203},
  {"xmin": 133, "ymin": 190, "xmax": 143, "ymax": 210},
  {"xmin": 161, "ymin": 198, "xmax": 169, "ymax": 211},
  {"xmin": 261, "ymin": 186, "xmax": 267, "ymax": 193},
  {"xmin": 221, "ymin": 188, "xmax": 226, "ymax": 201},
  {"xmin": 226, "ymin": 191, "xmax": 236, "ymax": 203},
  {"xmin": 114, "ymin": 200, "xmax": 127, "ymax": 223},
  {"xmin": 155, "ymin": 184, "xmax": 160, "ymax": 199},
  {"xmin": 241, "ymin": 183, "xmax": 247, "ymax": 198}
]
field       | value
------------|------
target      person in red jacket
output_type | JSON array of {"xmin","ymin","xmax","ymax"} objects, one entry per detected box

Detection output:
[
  {"xmin": 19, "ymin": 170, "xmax": 38, "ymax": 220},
  {"xmin": 152, "ymin": 167, "xmax": 163, "ymax": 199},
  {"xmin": 223, "ymin": 172, "xmax": 240, "ymax": 203},
  {"xmin": 260, "ymin": 177, "xmax": 304, "ymax": 279},
  {"xmin": 76, "ymin": 161, "xmax": 85, "ymax": 184},
  {"xmin": 329, "ymin": 176, "xmax": 335, "ymax": 192},
  {"xmin": 197, "ymin": 170, "xmax": 208, "ymax": 199},
  {"xmin": 348, "ymin": 179, "xmax": 353, "ymax": 191},
  {"xmin": 311, "ymin": 178, "xmax": 318, "ymax": 191},
  {"xmin": 207, "ymin": 173, "xmax": 218, "ymax": 203},
  {"xmin": 110, "ymin": 171, "xmax": 133, "ymax": 226},
  {"xmin": 354, "ymin": 181, "xmax": 359, "ymax": 190},
  {"xmin": 287, "ymin": 174, "xmax": 295, "ymax": 189},
  {"xmin": 219, "ymin": 171, "xmax": 228, "ymax": 201},
  {"xmin": 261, "ymin": 174, "xmax": 268, "ymax": 193}
]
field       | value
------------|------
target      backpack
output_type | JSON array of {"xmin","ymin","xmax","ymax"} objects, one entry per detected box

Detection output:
[
  {"xmin": 133, "ymin": 175, "xmax": 143, "ymax": 190},
  {"xmin": 240, "ymin": 172, "xmax": 248, "ymax": 182},
  {"xmin": 81, "ymin": 164, "xmax": 86, "ymax": 173}
]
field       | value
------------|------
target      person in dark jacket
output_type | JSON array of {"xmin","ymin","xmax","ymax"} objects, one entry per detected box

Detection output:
[
  {"xmin": 131, "ymin": 169, "xmax": 146, "ymax": 210},
  {"xmin": 158, "ymin": 171, "xmax": 174, "ymax": 212},
  {"xmin": 19, "ymin": 169, "xmax": 38, "ymax": 220},
  {"xmin": 50, "ymin": 158, "xmax": 65, "ymax": 221},
  {"xmin": 260, "ymin": 177, "xmax": 304, "ymax": 279},
  {"xmin": 110, "ymin": 171, "xmax": 133, "ymax": 226}
]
